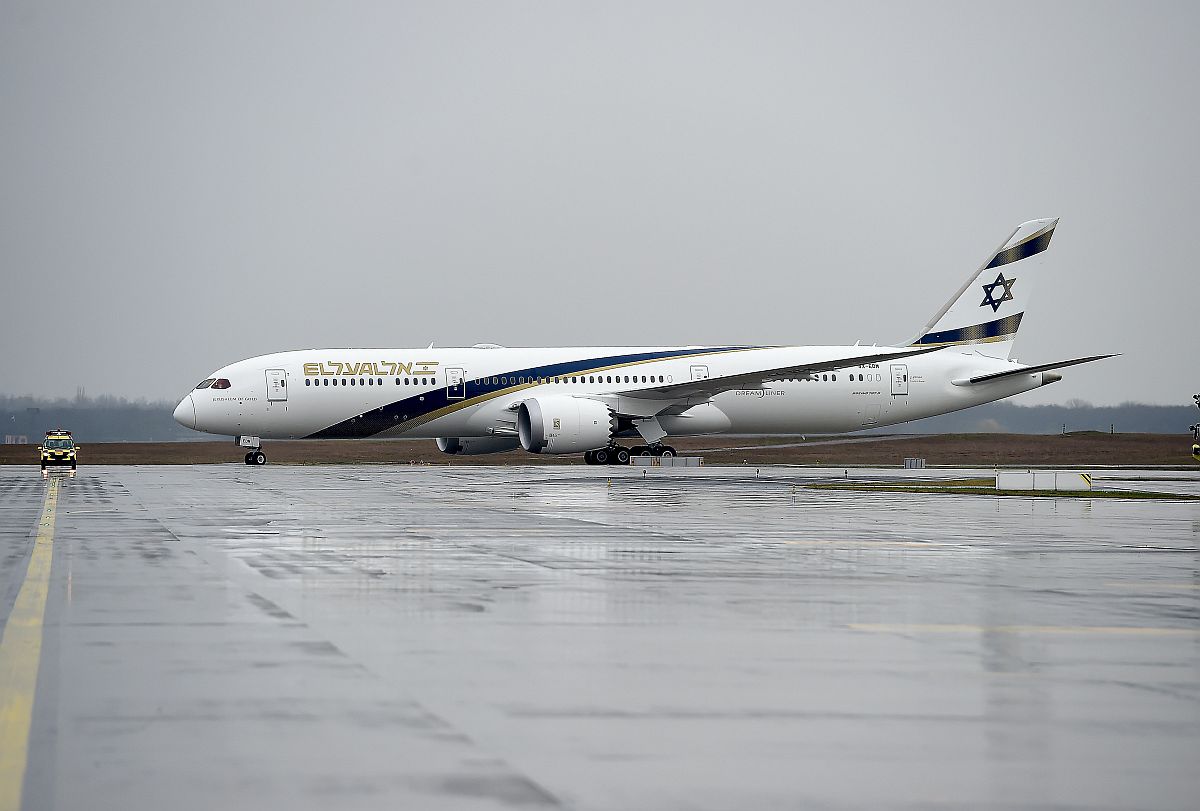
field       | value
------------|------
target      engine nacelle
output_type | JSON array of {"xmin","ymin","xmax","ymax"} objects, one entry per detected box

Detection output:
[
  {"xmin": 517, "ymin": 396, "xmax": 615, "ymax": 454},
  {"xmin": 436, "ymin": 436, "xmax": 521, "ymax": 455}
]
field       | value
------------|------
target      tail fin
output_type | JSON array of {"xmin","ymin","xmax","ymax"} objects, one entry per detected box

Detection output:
[{"xmin": 910, "ymin": 218, "xmax": 1058, "ymax": 358}]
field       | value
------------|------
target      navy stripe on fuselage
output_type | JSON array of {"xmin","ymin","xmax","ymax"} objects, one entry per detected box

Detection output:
[
  {"xmin": 913, "ymin": 312, "xmax": 1023, "ymax": 347},
  {"xmin": 304, "ymin": 346, "xmax": 755, "ymax": 439}
]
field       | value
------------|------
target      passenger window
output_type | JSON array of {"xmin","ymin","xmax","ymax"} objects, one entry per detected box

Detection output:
[
  {"xmin": 832, "ymin": 374, "xmax": 836, "ymax": 381},
  {"xmin": 305, "ymin": 379, "xmax": 311, "ymax": 386},
  {"xmin": 368, "ymin": 378, "xmax": 373, "ymax": 386}
]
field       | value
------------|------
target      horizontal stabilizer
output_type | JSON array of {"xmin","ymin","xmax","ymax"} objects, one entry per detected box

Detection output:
[{"xmin": 958, "ymin": 354, "xmax": 1117, "ymax": 385}]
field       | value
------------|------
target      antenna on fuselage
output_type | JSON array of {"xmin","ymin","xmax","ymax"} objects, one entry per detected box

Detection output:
[{"xmin": 427, "ymin": 341, "xmax": 435, "ymax": 349}]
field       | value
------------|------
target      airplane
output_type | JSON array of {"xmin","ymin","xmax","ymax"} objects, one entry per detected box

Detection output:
[{"xmin": 173, "ymin": 218, "xmax": 1114, "ymax": 465}]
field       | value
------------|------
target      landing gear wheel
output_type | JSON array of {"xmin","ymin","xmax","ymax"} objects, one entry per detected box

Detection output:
[
  {"xmin": 630, "ymin": 445, "xmax": 653, "ymax": 457},
  {"xmin": 252, "ymin": 451, "xmax": 267, "ymax": 465},
  {"xmin": 657, "ymin": 446, "xmax": 677, "ymax": 458},
  {"xmin": 593, "ymin": 447, "xmax": 611, "ymax": 465},
  {"xmin": 614, "ymin": 448, "xmax": 631, "ymax": 465},
  {"xmin": 584, "ymin": 450, "xmax": 597, "ymax": 465},
  {"xmin": 244, "ymin": 452, "xmax": 254, "ymax": 465}
]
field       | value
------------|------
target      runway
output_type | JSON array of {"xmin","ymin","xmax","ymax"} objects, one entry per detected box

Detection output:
[{"xmin": 2, "ymin": 465, "xmax": 1198, "ymax": 810}]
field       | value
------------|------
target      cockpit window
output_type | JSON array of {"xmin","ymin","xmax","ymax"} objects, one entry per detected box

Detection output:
[
  {"xmin": 195, "ymin": 378, "xmax": 215, "ymax": 389},
  {"xmin": 210, "ymin": 379, "xmax": 232, "ymax": 390}
]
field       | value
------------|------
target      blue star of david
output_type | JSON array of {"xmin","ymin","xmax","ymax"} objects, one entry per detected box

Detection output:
[{"xmin": 980, "ymin": 273, "xmax": 1016, "ymax": 313}]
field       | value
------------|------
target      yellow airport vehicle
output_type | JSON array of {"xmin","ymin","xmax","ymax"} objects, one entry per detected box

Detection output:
[
  {"xmin": 1192, "ymin": 395, "xmax": 1199, "ymax": 462},
  {"xmin": 40, "ymin": 429, "xmax": 78, "ymax": 470}
]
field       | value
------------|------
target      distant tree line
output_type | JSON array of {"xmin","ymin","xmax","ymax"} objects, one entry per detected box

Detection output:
[
  {"xmin": 866, "ymin": 400, "xmax": 1196, "ymax": 435},
  {"xmin": 0, "ymin": 393, "xmax": 1195, "ymax": 444},
  {"xmin": 0, "ymin": 394, "xmax": 199, "ymax": 443}
]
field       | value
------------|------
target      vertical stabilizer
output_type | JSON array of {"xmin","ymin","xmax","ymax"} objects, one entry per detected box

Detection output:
[{"xmin": 910, "ymin": 218, "xmax": 1057, "ymax": 358}]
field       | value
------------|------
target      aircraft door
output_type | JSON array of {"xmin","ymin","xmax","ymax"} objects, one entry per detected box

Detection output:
[
  {"xmin": 266, "ymin": 369, "xmax": 288, "ymax": 402},
  {"xmin": 690, "ymin": 365, "xmax": 710, "ymax": 381},
  {"xmin": 890, "ymin": 364, "xmax": 908, "ymax": 396},
  {"xmin": 446, "ymin": 367, "xmax": 466, "ymax": 400}
]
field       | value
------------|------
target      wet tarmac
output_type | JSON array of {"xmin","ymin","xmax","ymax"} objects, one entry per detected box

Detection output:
[{"xmin": 2, "ymin": 465, "xmax": 1199, "ymax": 810}]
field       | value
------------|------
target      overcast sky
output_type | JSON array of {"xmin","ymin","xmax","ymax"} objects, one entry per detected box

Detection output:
[{"xmin": 2, "ymin": 1, "xmax": 1196, "ymax": 406}]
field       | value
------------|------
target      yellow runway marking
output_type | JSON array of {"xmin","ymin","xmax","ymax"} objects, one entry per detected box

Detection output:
[
  {"xmin": 849, "ymin": 623, "xmax": 1199, "ymax": 636},
  {"xmin": 0, "ymin": 477, "xmax": 60, "ymax": 811}
]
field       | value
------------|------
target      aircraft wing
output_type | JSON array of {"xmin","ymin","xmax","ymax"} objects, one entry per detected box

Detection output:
[
  {"xmin": 617, "ymin": 345, "xmax": 944, "ymax": 402},
  {"xmin": 956, "ymin": 354, "xmax": 1116, "ymax": 385}
]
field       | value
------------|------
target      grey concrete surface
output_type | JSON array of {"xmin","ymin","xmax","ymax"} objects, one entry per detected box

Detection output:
[{"xmin": 2, "ymin": 465, "xmax": 1199, "ymax": 810}]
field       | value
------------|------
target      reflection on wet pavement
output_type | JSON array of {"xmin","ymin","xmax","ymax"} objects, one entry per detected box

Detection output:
[{"xmin": 2, "ymin": 465, "xmax": 1198, "ymax": 810}]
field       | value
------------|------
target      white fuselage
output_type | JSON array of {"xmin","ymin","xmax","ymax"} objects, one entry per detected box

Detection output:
[{"xmin": 174, "ymin": 344, "xmax": 1050, "ymax": 442}]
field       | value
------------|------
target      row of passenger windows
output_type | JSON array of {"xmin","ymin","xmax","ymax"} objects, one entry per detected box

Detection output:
[
  {"xmin": 787, "ymin": 373, "xmax": 882, "ymax": 382},
  {"xmin": 300, "ymin": 372, "xmax": 881, "ymax": 389},
  {"xmin": 304, "ymin": 373, "xmax": 668, "ymax": 389},
  {"xmin": 473, "ymin": 374, "xmax": 667, "ymax": 386},
  {"xmin": 305, "ymin": 377, "xmax": 438, "ymax": 387}
]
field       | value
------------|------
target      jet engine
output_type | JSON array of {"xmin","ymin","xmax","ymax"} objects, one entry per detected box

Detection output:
[
  {"xmin": 436, "ymin": 436, "xmax": 521, "ymax": 455},
  {"xmin": 517, "ymin": 396, "xmax": 615, "ymax": 454}
]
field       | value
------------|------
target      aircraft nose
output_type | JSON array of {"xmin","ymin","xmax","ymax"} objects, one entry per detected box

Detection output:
[{"xmin": 173, "ymin": 395, "xmax": 196, "ymax": 429}]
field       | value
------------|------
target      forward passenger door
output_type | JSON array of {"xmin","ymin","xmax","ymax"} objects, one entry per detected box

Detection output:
[{"xmin": 266, "ymin": 369, "xmax": 288, "ymax": 402}]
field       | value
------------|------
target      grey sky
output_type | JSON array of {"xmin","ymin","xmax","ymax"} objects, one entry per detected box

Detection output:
[{"xmin": 2, "ymin": 1, "xmax": 1196, "ymax": 406}]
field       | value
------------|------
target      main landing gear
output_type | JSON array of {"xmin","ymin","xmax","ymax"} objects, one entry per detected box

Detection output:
[{"xmin": 584, "ymin": 444, "xmax": 676, "ymax": 465}]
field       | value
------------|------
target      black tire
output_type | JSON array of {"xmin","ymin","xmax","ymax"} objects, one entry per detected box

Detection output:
[
  {"xmin": 244, "ymin": 453, "xmax": 254, "ymax": 465},
  {"xmin": 631, "ymin": 445, "xmax": 653, "ymax": 457},
  {"xmin": 252, "ymin": 451, "xmax": 267, "ymax": 465},
  {"xmin": 593, "ymin": 448, "xmax": 610, "ymax": 465},
  {"xmin": 583, "ymin": 450, "xmax": 596, "ymax": 465},
  {"xmin": 659, "ymin": 446, "xmax": 677, "ymax": 458},
  {"xmin": 614, "ymin": 448, "xmax": 630, "ymax": 465}
]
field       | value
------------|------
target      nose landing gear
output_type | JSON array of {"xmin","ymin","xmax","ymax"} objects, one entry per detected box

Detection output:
[{"xmin": 237, "ymin": 436, "xmax": 267, "ymax": 465}]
